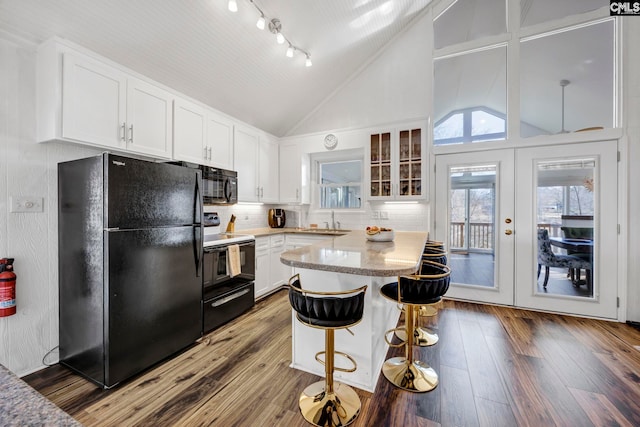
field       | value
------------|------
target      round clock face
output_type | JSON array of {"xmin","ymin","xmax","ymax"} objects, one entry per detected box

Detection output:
[{"xmin": 324, "ymin": 134, "xmax": 338, "ymax": 150}]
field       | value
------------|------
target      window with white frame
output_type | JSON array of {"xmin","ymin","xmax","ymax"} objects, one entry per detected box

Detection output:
[
  {"xmin": 432, "ymin": 0, "xmax": 615, "ymax": 145},
  {"xmin": 313, "ymin": 151, "xmax": 363, "ymax": 209}
]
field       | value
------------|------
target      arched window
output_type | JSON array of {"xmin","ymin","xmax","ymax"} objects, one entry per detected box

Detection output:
[{"xmin": 434, "ymin": 107, "xmax": 506, "ymax": 145}]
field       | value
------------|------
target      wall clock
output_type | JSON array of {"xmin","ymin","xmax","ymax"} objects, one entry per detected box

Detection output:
[{"xmin": 324, "ymin": 133, "xmax": 338, "ymax": 150}]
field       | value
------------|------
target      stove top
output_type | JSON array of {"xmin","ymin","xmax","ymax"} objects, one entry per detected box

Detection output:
[{"xmin": 203, "ymin": 233, "xmax": 255, "ymax": 247}]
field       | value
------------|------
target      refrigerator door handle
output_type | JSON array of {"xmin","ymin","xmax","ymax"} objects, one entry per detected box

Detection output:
[
  {"xmin": 193, "ymin": 175, "xmax": 202, "ymax": 277},
  {"xmin": 193, "ymin": 226, "xmax": 201, "ymax": 278}
]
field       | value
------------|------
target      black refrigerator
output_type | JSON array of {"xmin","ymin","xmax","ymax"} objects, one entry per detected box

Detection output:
[{"xmin": 58, "ymin": 153, "xmax": 203, "ymax": 388}]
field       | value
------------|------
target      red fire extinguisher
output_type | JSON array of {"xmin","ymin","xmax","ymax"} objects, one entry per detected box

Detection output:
[{"xmin": 0, "ymin": 258, "xmax": 16, "ymax": 317}]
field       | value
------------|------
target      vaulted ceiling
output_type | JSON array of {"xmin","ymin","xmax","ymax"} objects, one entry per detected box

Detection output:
[{"xmin": 0, "ymin": 0, "xmax": 434, "ymax": 137}]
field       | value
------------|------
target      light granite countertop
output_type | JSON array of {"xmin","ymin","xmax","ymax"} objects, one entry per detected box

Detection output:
[
  {"xmin": 280, "ymin": 230, "xmax": 429, "ymax": 276},
  {"xmin": 0, "ymin": 363, "xmax": 81, "ymax": 426}
]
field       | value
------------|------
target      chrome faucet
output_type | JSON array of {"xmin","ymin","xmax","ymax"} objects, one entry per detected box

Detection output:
[{"xmin": 331, "ymin": 210, "xmax": 336, "ymax": 230}]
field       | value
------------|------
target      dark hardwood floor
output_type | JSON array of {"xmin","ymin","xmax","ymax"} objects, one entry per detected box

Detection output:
[{"xmin": 24, "ymin": 290, "xmax": 640, "ymax": 426}]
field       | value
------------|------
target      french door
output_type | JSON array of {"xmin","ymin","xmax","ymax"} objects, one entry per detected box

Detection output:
[
  {"xmin": 435, "ymin": 149, "xmax": 515, "ymax": 305},
  {"xmin": 434, "ymin": 141, "xmax": 618, "ymax": 319}
]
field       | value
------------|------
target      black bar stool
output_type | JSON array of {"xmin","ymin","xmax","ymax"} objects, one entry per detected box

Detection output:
[
  {"xmin": 288, "ymin": 274, "xmax": 368, "ymax": 427},
  {"xmin": 380, "ymin": 260, "xmax": 450, "ymax": 392},
  {"xmin": 395, "ymin": 245, "xmax": 448, "ymax": 346}
]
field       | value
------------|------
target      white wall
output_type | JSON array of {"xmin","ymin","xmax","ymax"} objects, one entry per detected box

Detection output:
[
  {"xmin": 624, "ymin": 18, "xmax": 640, "ymax": 322},
  {"xmin": 288, "ymin": 11, "xmax": 432, "ymax": 136},
  {"xmin": 0, "ymin": 36, "xmax": 103, "ymax": 375}
]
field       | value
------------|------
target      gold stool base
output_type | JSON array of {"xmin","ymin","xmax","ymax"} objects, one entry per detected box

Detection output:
[
  {"xmin": 382, "ymin": 357, "xmax": 438, "ymax": 392},
  {"xmin": 395, "ymin": 326, "xmax": 439, "ymax": 347},
  {"xmin": 299, "ymin": 381, "xmax": 361, "ymax": 427}
]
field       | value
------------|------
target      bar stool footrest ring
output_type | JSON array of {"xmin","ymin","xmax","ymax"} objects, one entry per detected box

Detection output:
[
  {"xmin": 384, "ymin": 328, "xmax": 407, "ymax": 347},
  {"xmin": 315, "ymin": 350, "xmax": 358, "ymax": 373}
]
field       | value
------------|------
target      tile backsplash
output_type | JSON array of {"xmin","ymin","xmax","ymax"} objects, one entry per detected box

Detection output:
[{"xmin": 205, "ymin": 202, "xmax": 429, "ymax": 232}]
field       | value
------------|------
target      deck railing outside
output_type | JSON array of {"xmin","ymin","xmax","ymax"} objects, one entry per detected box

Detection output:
[{"xmin": 450, "ymin": 222, "xmax": 562, "ymax": 251}]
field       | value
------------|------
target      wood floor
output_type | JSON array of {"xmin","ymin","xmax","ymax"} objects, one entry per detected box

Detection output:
[{"xmin": 24, "ymin": 290, "xmax": 640, "ymax": 427}]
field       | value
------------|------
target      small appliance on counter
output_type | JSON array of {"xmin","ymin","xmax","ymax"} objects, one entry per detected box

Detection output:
[{"xmin": 268, "ymin": 209, "xmax": 286, "ymax": 228}]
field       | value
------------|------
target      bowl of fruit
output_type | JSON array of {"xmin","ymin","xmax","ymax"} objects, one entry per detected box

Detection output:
[{"xmin": 365, "ymin": 226, "xmax": 395, "ymax": 242}]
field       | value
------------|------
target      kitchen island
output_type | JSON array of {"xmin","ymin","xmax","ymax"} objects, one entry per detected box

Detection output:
[{"xmin": 280, "ymin": 230, "xmax": 428, "ymax": 392}]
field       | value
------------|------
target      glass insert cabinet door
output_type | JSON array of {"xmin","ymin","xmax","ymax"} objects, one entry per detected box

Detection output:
[
  {"xmin": 370, "ymin": 127, "xmax": 424, "ymax": 200},
  {"xmin": 370, "ymin": 132, "xmax": 391, "ymax": 197}
]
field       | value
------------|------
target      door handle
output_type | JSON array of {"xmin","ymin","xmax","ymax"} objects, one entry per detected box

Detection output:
[
  {"xmin": 120, "ymin": 123, "xmax": 126, "ymax": 141},
  {"xmin": 128, "ymin": 124, "xmax": 134, "ymax": 143},
  {"xmin": 505, "ymin": 229, "xmax": 513, "ymax": 235}
]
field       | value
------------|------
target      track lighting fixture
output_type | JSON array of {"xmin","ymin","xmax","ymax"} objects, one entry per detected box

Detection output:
[{"xmin": 229, "ymin": 0, "xmax": 312, "ymax": 67}]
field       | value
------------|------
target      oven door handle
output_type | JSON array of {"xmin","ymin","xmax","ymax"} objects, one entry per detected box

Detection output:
[{"xmin": 210, "ymin": 287, "xmax": 251, "ymax": 307}]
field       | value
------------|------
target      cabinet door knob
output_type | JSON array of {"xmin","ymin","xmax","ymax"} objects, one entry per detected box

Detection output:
[{"xmin": 505, "ymin": 229, "xmax": 513, "ymax": 235}]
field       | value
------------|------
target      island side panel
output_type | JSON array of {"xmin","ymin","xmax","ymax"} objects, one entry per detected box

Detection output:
[{"xmin": 289, "ymin": 269, "xmax": 399, "ymax": 393}]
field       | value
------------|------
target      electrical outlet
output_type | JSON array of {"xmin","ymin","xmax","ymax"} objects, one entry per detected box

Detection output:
[
  {"xmin": 371, "ymin": 211, "xmax": 379, "ymax": 219},
  {"xmin": 380, "ymin": 211, "xmax": 389, "ymax": 220},
  {"xmin": 10, "ymin": 196, "xmax": 44, "ymax": 213}
]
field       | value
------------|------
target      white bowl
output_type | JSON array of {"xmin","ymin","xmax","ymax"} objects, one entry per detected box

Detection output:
[{"xmin": 366, "ymin": 230, "xmax": 395, "ymax": 242}]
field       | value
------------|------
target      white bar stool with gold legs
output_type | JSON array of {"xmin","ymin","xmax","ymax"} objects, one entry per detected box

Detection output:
[
  {"xmin": 380, "ymin": 260, "xmax": 451, "ymax": 392},
  {"xmin": 288, "ymin": 274, "xmax": 368, "ymax": 427}
]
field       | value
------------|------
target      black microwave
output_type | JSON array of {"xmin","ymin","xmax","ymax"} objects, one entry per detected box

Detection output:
[
  {"xmin": 170, "ymin": 162, "xmax": 237, "ymax": 205},
  {"xmin": 201, "ymin": 166, "xmax": 238, "ymax": 205}
]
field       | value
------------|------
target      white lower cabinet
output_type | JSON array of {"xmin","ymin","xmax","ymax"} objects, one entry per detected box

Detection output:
[{"xmin": 254, "ymin": 235, "xmax": 289, "ymax": 299}]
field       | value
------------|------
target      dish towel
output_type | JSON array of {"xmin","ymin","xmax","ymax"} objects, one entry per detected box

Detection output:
[{"xmin": 227, "ymin": 244, "xmax": 241, "ymax": 278}]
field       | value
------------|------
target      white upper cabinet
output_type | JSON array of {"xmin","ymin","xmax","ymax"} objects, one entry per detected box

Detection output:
[
  {"xmin": 259, "ymin": 135, "xmax": 279, "ymax": 203},
  {"xmin": 369, "ymin": 123, "xmax": 427, "ymax": 201},
  {"xmin": 38, "ymin": 40, "xmax": 173, "ymax": 159},
  {"xmin": 234, "ymin": 127, "xmax": 260, "ymax": 202},
  {"xmin": 173, "ymin": 97, "xmax": 207, "ymax": 164},
  {"xmin": 234, "ymin": 127, "xmax": 280, "ymax": 203},
  {"xmin": 61, "ymin": 52, "xmax": 127, "ymax": 150},
  {"xmin": 279, "ymin": 141, "xmax": 310, "ymax": 204},
  {"xmin": 174, "ymin": 98, "xmax": 234, "ymax": 169},
  {"xmin": 125, "ymin": 77, "xmax": 173, "ymax": 158},
  {"xmin": 206, "ymin": 112, "xmax": 234, "ymax": 170}
]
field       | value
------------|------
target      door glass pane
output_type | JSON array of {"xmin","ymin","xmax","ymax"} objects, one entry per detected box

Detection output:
[
  {"xmin": 536, "ymin": 158, "xmax": 595, "ymax": 298},
  {"xmin": 521, "ymin": 0, "xmax": 603, "ymax": 28},
  {"xmin": 434, "ymin": 0, "xmax": 506, "ymax": 49},
  {"xmin": 520, "ymin": 20, "xmax": 615, "ymax": 137},
  {"xmin": 434, "ymin": 47, "xmax": 507, "ymax": 145},
  {"xmin": 449, "ymin": 165, "xmax": 496, "ymax": 288}
]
